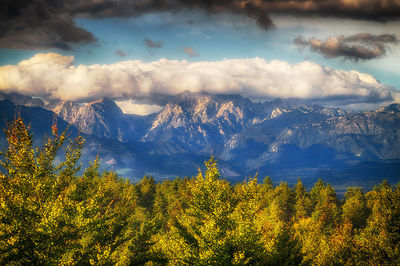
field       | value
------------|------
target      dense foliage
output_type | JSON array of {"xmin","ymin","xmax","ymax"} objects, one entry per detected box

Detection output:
[{"xmin": 0, "ymin": 118, "xmax": 399, "ymax": 265}]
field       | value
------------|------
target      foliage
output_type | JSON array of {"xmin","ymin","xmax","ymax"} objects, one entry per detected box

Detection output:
[
  {"xmin": 0, "ymin": 118, "xmax": 155, "ymax": 265},
  {"xmin": 0, "ymin": 118, "xmax": 399, "ymax": 265}
]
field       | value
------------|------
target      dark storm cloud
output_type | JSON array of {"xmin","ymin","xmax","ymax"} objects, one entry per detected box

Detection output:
[
  {"xmin": 2, "ymin": 0, "xmax": 400, "ymax": 50},
  {"xmin": 343, "ymin": 33, "xmax": 398, "ymax": 43},
  {"xmin": 0, "ymin": 0, "xmax": 95, "ymax": 50},
  {"xmin": 144, "ymin": 38, "xmax": 163, "ymax": 48},
  {"xmin": 295, "ymin": 33, "xmax": 399, "ymax": 61},
  {"xmin": 67, "ymin": 0, "xmax": 400, "ymax": 25}
]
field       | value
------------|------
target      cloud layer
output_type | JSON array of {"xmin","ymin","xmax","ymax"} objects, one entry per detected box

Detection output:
[
  {"xmin": 0, "ymin": 53, "xmax": 398, "ymax": 109},
  {"xmin": 295, "ymin": 33, "xmax": 399, "ymax": 61},
  {"xmin": 2, "ymin": 0, "xmax": 400, "ymax": 50}
]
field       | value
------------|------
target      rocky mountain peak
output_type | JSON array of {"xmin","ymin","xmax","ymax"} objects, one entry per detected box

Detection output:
[
  {"xmin": 88, "ymin": 97, "xmax": 123, "ymax": 116},
  {"xmin": 53, "ymin": 100, "xmax": 81, "ymax": 124},
  {"xmin": 145, "ymin": 91, "xmax": 262, "ymax": 153},
  {"xmin": 1, "ymin": 91, "xmax": 400, "ymax": 182},
  {"xmin": 172, "ymin": 90, "xmax": 206, "ymax": 102},
  {"xmin": 52, "ymin": 97, "xmax": 152, "ymax": 141},
  {"xmin": 154, "ymin": 91, "xmax": 257, "ymax": 126}
]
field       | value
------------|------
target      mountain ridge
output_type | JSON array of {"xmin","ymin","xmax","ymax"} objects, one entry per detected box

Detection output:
[{"xmin": 1, "ymin": 91, "xmax": 400, "ymax": 187}]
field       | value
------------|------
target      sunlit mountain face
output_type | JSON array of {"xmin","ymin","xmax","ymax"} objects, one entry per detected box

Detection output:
[
  {"xmin": 1, "ymin": 91, "xmax": 400, "ymax": 193},
  {"xmin": 1, "ymin": 0, "xmax": 400, "ymax": 187}
]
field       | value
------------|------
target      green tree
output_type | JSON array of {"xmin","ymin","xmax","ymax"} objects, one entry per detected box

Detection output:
[
  {"xmin": 342, "ymin": 187, "xmax": 370, "ymax": 229},
  {"xmin": 136, "ymin": 175, "xmax": 156, "ymax": 212},
  {"xmin": 311, "ymin": 181, "xmax": 340, "ymax": 232},
  {"xmin": 0, "ymin": 118, "xmax": 157, "ymax": 265},
  {"xmin": 294, "ymin": 178, "xmax": 312, "ymax": 220},
  {"xmin": 158, "ymin": 158, "xmax": 266, "ymax": 265},
  {"xmin": 0, "ymin": 118, "xmax": 82, "ymax": 264},
  {"xmin": 358, "ymin": 181, "xmax": 400, "ymax": 264}
]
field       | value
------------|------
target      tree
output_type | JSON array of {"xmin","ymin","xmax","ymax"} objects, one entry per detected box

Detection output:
[
  {"xmin": 342, "ymin": 187, "xmax": 369, "ymax": 229},
  {"xmin": 294, "ymin": 178, "xmax": 312, "ymax": 220},
  {"xmin": 157, "ymin": 158, "xmax": 266, "ymax": 265},
  {"xmin": 311, "ymin": 181, "xmax": 340, "ymax": 232},
  {"xmin": 0, "ymin": 118, "xmax": 82, "ymax": 264},
  {"xmin": 136, "ymin": 175, "xmax": 156, "ymax": 212},
  {"xmin": 0, "ymin": 118, "xmax": 157, "ymax": 265},
  {"xmin": 358, "ymin": 181, "xmax": 400, "ymax": 264}
]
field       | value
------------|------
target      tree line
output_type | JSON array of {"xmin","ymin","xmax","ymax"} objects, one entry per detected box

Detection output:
[{"xmin": 0, "ymin": 118, "xmax": 399, "ymax": 265}]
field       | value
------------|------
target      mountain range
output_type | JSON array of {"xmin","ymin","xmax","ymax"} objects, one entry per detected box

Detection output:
[{"xmin": 0, "ymin": 91, "xmax": 399, "ymax": 190}]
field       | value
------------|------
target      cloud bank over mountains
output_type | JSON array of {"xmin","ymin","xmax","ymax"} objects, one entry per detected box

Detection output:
[
  {"xmin": 2, "ymin": 0, "xmax": 400, "ymax": 50},
  {"xmin": 0, "ymin": 53, "xmax": 398, "ymax": 110}
]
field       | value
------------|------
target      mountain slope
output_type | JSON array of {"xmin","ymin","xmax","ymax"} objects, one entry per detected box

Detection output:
[
  {"xmin": 144, "ymin": 91, "xmax": 264, "ymax": 153},
  {"xmin": 0, "ymin": 91, "xmax": 399, "ymax": 187},
  {"xmin": 0, "ymin": 99, "xmax": 242, "ymax": 180},
  {"xmin": 52, "ymin": 97, "xmax": 153, "ymax": 141}
]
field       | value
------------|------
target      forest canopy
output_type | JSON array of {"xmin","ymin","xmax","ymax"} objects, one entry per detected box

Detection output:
[{"xmin": 0, "ymin": 118, "xmax": 399, "ymax": 265}]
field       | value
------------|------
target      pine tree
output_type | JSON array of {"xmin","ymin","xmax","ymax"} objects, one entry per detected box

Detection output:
[
  {"xmin": 342, "ymin": 187, "xmax": 369, "ymax": 229},
  {"xmin": 294, "ymin": 178, "xmax": 312, "ymax": 220}
]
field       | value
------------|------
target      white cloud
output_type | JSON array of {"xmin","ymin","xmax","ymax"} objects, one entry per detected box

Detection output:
[{"xmin": 0, "ymin": 52, "xmax": 398, "ymax": 109}]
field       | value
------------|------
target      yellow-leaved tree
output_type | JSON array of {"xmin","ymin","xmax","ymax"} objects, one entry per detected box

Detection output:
[
  {"xmin": 0, "ymin": 118, "xmax": 156, "ymax": 265},
  {"xmin": 156, "ymin": 157, "xmax": 266, "ymax": 265}
]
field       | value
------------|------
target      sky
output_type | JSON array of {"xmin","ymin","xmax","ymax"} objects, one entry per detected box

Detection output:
[{"xmin": 0, "ymin": 0, "xmax": 400, "ymax": 114}]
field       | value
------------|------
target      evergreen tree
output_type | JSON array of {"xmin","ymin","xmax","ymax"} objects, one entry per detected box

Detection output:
[
  {"xmin": 342, "ymin": 187, "xmax": 369, "ymax": 229},
  {"xmin": 294, "ymin": 178, "xmax": 312, "ymax": 220},
  {"xmin": 359, "ymin": 181, "xmax": 400, "ymax": 264},
  {"xmin": 158, "ymin": 158, "xmax": 266, "ymax": 265}
]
